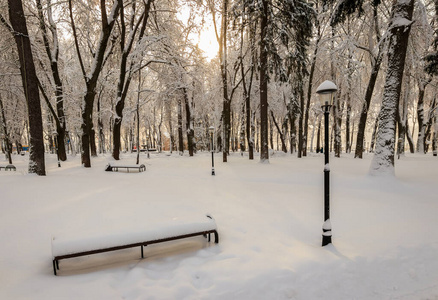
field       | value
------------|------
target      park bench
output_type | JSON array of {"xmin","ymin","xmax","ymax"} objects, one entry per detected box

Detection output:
[
  {"xmin": 51, "ymin": 215, "xmax": 219, "ymax": 275},
  {"xmin": 105, "ymin": 163, "xmax": 146, "ymax": 172},
  {"xmin": 0, "ymin": 164, "xmax": 16, "ymax": 171}
]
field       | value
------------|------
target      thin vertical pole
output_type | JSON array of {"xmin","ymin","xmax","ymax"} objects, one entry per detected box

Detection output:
[
  {"xmin": 211, "ymin": 132, "xmax": 215, "ymax": 175},
  {"xmin": 322, "ymin": 106, "xmax": 332, "ymax": 246}
]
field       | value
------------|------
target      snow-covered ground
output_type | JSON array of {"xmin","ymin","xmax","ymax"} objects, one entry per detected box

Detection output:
[{"xmin": 1, "ymin": 151, "xmax": 438, "ymax": 300}]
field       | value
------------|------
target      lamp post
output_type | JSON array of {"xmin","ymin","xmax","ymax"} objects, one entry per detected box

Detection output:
[
  {"xmin": 316, "ymin": 80, "xmax": 337, "ymax": 247},
  {"xmin": 209, "ymin": 126, "xmax": 215, "ymax": 175}
]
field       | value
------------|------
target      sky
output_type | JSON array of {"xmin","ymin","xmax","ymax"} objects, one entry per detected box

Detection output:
[{"xmin": 177, "ymin": 6, "xmax": 219, "ymax": 61}]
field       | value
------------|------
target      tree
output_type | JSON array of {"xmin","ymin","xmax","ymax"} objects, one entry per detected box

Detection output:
[
  {"xmin": 69, "ymin": 0, "xmax": 121, "ymax": 167},
  {"xmin": 331, "ymin": 0, "xmax": 386, "ymax": 159},
  {"xmin": 370, "ymin": 0, "xmax": 415, "ymax": 175},
  {"xmin": 232, "ymin": 0, "xmax": 314, "ymax": 162},
  {"xmin": 113, "ymin": 0, "xmax": 152, "ymax": 160},
  {"xmin": 4, "ymin": 0, "xmax": 46, "ymax": 175},
  {"xmin": 35, "ymin": 0, "xmax": 67, "ymax": 162}
]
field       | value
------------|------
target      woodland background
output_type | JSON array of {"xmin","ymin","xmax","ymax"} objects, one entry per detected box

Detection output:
[{"xmin": 0, "ymin": 0, "xmax": 437, "ymax": 175}]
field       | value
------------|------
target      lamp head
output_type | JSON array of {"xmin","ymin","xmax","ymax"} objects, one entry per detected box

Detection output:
[{"xmin": 316, "ymin": 80, "xmax": 337, "ymax": 108}]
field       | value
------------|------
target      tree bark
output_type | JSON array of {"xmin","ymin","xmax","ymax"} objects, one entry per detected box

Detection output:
[{"xmin": 8, "ymin": 0, "xmax": 46, "ymax": 175}]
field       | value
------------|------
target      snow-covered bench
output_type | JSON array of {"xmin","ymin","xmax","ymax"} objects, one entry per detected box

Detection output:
[
  {"xmin": 0, "ymin": 164, "xmax": 16, "ymax": 171},
  {"xmin": 105, "ymin": 163, "xmax": 146, "ymax": 172},
  {"xmin": 51, "ymin": 215, "xmax": 219, "ymax": 275}
]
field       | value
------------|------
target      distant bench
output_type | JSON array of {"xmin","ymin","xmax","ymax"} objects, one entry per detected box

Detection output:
[
  {"xmin": 132, "ymin": 148, "xmax": 157, "ymax": 152},
  {"xmin": 105, "ymin": 163, "xmax": 146, "ymax": 172},
  {"xmin": 51, "ymin": 215, "xmax": 219, "ymax": 275},
  {"xmin": 0, "ymin": 164, "xmax": 16, "ymax": 171}
]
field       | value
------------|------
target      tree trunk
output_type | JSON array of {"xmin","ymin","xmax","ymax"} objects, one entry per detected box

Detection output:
[
  {"xmin": 239, "ymin": 102, "xmax": 246, "ymax": 154},
  {"xmin": 370, "ymin": 0, "xmax": 414, "ymax": 175},
  {"xmin": 424, "ymin": 97, "xmax": 437, "ymax": 153},
  {"xmin": 406, "ymin": 121, "xmax": 415, "ymax": 153},
  {"xmin": 177, "ymin": 96, "xmax": 184, "ymax": 155},
  {"xmin": 397, "ymin": 67, "xmax": 411, "ymax": 157},
  {"xmin": 183, "ymin": 87, "xmax": 194, "ymax": 156},
  {"xmin": 369, "ymin": 117, "xmax": 378, "ymax": 152},
  {"xmin": 219, "ymin": 0, "xmax": 230, "ymax": 162},
  {"xmin": 97, "ymin": 91, "xmax": 105, "ymax": 154},
  {"xmin": 334, "ymin": 85, "xmax": 343, "ymax": 158},
  {"xmin": 0, "ymin": 94, "xmax": 12, "ymax": 164},
  {"xmin": 432, "ymin": 104, "xmax": 437, "ymax": 156},
  {"xmin": 345, "ymin": 96, "xmax": 352, "ymax": 153},
  {"xmin": 355, "ymin": 9, "xmax": 385, "ymax": 159},
  {"xmin": 345, "ymin": 49, "xmax": 353, "ymax": 154},
  {"xmin": 136, "ymin": 67, "xmax": 141, "ymax": 165},
  {"xmin": 297, "ymin": 72, "xmax": 305, "ymax": 158},
  {"xmin": 316, "ymin": 116, "xmax": 321, "ymax": 152},
  {"xmin": 90, "ymin": 127, "xmax": 97, "ymax": 156},
  {"xmin": 8, "ymin": 0, "xmax": 46, "ymax": 175},
  {"xmin": 241, "ymin": 15, "xmax": 256, "ymax": 160},
  {"xmin": 304, "ymin": 28, "xmax": 321, "ymax": 157},
  {"xmin": 259, "ymin": 0, "xmax": 269, "ymax": 162},
  {"xmin": 289, "ymin": 101, "xmax": 297, "ymax": 154},
  {"xmin": 269, "ymin": 114, "xmax": 274, "ymax": 150},
  {"xmin": 416, "ymin": 83, "xmax": 426, "ymax": 153},
  {"xmin": 271, "ymin": 111, "xmax": 287, "ymax": 152}
]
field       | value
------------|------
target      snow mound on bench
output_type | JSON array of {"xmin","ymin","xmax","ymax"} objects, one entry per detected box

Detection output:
[{"xmin": 52, "ymin": 215, "xmax": 217, "ymax": 258}]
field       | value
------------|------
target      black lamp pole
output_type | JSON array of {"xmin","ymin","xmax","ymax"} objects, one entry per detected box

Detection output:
[
  {"xmin": 322, "ymin": 105, "xmax": 331, "ymax": 246},
  {"xmin": 209, "ymin": 127, "xmax": 215, "ymax": 176},
  {"xmin": 316, "ymin": 80, "xmax": 337, "ymax": 247}
]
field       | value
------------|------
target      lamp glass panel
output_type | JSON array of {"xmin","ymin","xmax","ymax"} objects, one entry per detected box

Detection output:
[{"xmin": 319, "ymin": 93, "xmax": 334, "ymax": 107}]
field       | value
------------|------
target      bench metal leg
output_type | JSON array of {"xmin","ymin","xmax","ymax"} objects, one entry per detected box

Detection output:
[
  {"xmin": 141, "ymin": 245, "xmax": 144, "ymax": 258},
  {"xmin": 213, "ymin": 231, "xmax": 219, "ymax": 243},
  {"xmin": 53, "ymin": 260, "xmax": 57, "ymax": 276}
]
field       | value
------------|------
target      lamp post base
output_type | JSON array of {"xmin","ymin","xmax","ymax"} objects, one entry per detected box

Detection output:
[
  {"xmin": 322, "ymin": 233, "xmax": 332, "ymax": 246},
  {"xmin": 322, "ymin": 219, "xmax": 332, "ymax": 246},
  {"xmin": 211, "ymin": 168, "xmax": 215, "ymax": 176}
]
